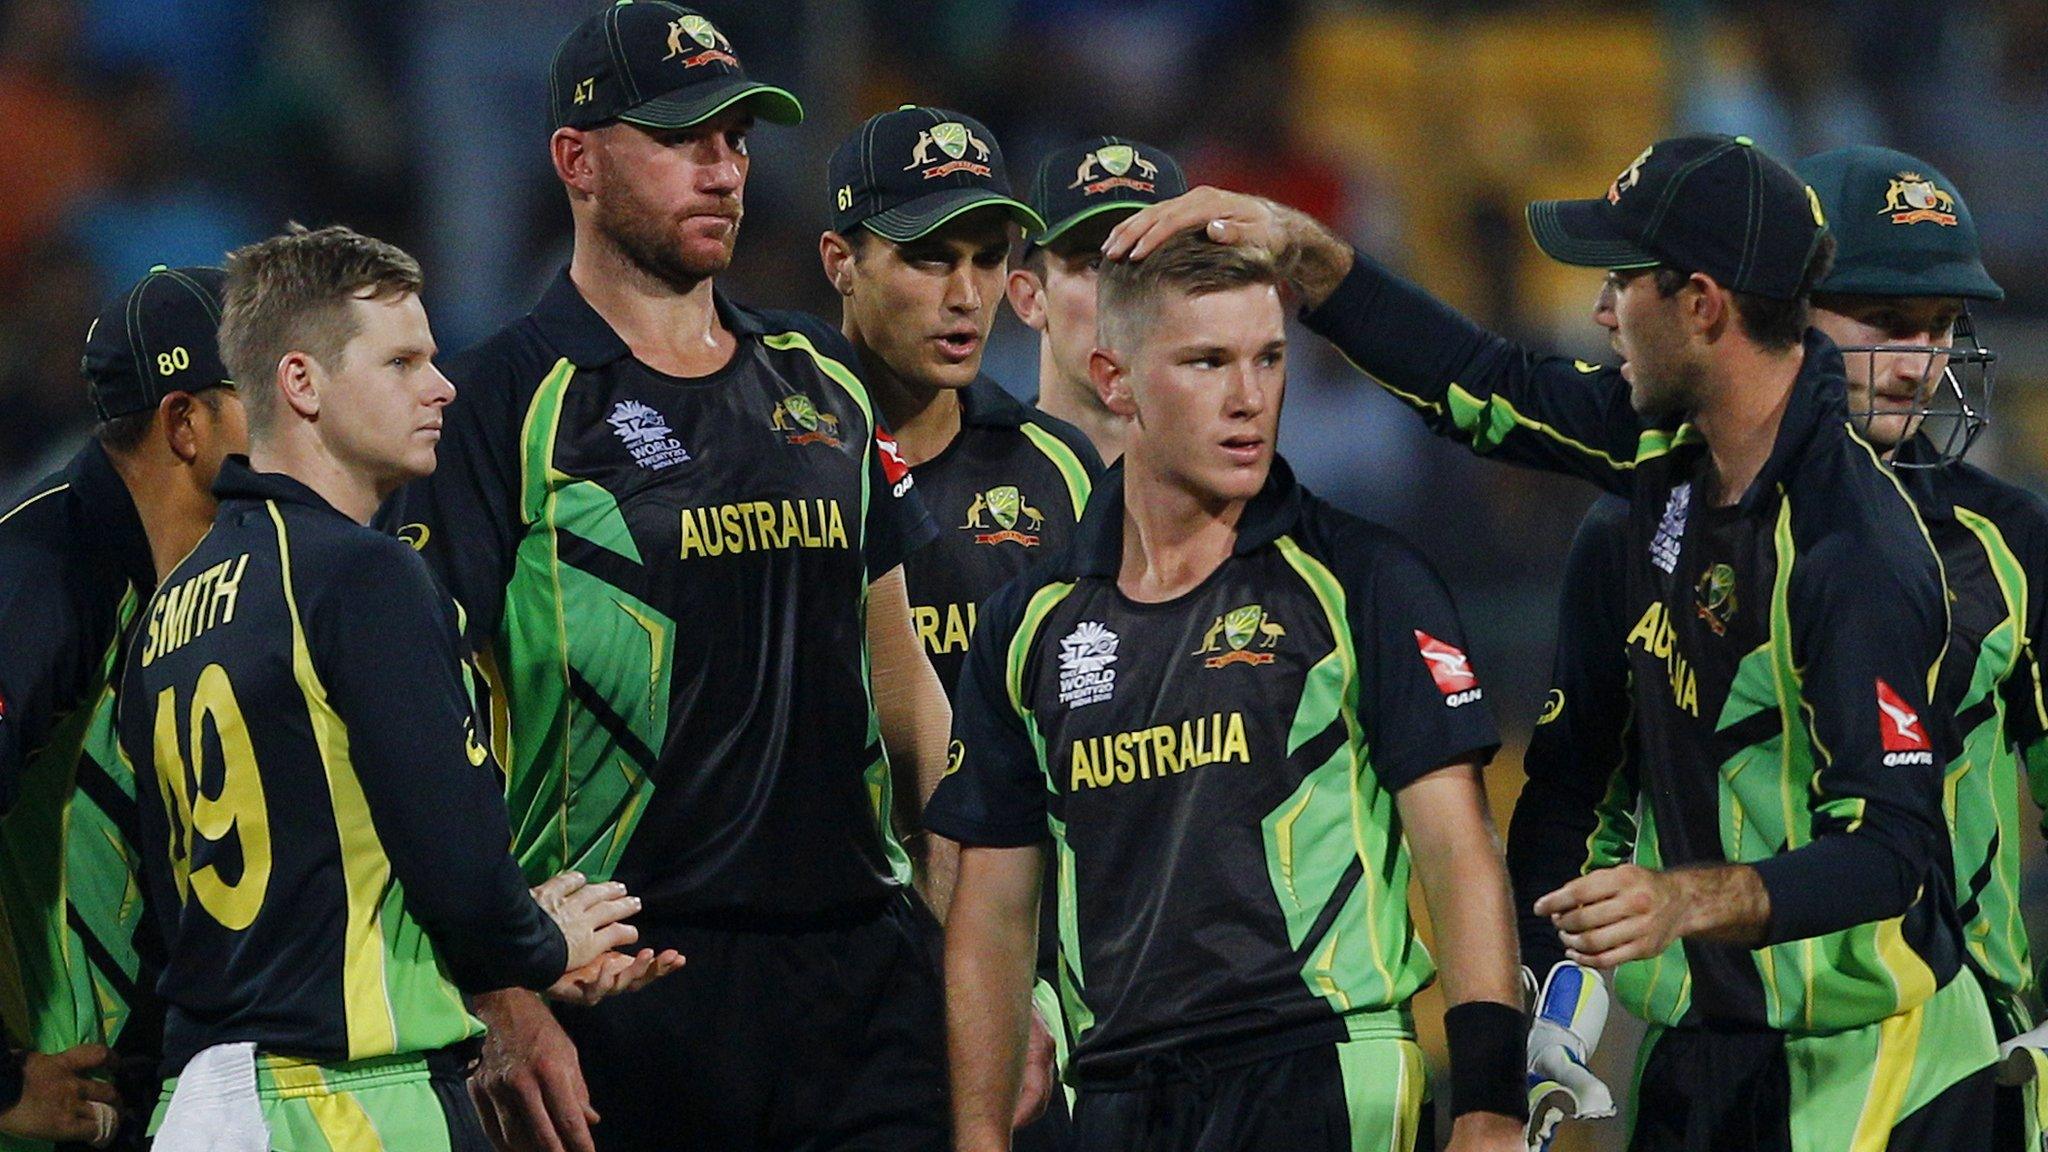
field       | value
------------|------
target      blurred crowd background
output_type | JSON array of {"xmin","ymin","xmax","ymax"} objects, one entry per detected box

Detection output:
[{"xmin": 4, "ymin": 1, "xmax": 2045, "ymax": 1144}]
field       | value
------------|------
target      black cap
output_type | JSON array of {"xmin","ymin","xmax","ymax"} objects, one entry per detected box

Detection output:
[
  {"xmin": 828, "ymin": 106, "xmax": 1043, "ymax": 243},
  {"xmin": 1027, "ymin": 136, "xmax": 1187, "ymax": 248},
  {"xmin": 1796, "ymin": 146, "xmax": 2003, "ymax": 302},
  {"xmin": 80, "ymin": 265, "xmax": 231, "ymax": 423},
  {"xmin": 550, "ymin": 2, "xmax": 802, "ymax": 131},
  {"xmin": 1526, "ymin": 134, "xmax": 1829, "ymax": 301}
]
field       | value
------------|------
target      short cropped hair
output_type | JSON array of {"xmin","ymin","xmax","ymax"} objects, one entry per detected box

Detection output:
[
  {"xmin": 219, "ymin": 223, "xmax": 423, "ymax": 434},
  {"xmin": 1654, "ymin": 231, "xmax": 1836, "ymax": 352},
  {"xmin": 1096, "ymin": 231, "xmax": 1284, "ymax": 353}
]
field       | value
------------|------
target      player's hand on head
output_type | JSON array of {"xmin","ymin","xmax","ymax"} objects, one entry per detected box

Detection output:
[
  {"xmin": 531, "ymin": 871, "xmax": 645, "ymax": 971},
  {"xmin": 545, "ymin": 947, "xmax": 685, "ymax": 1006},
  {"xmin": 472, "ymin": 990, "xmax": 600, "ymax": 1152},
  {"xmin": 0, "ymin": 1044, "xmax": 121, "ymax": 1146},
  {"xmin": 1101, "ymin": 186, "xmax": 1285, "ymax": 263}
]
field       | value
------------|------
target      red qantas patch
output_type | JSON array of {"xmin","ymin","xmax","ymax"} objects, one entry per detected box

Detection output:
[
  {"xmin": 876, "ymin": 427, "xmax": 912, "ymax": 487},
  {"xmin": 1875, "ymin": 679, "xmax": 1931, "ymax": 753},
  {"xmin": 1414, "ymin": 631, "xmax": 1478, "ymax": 695}
]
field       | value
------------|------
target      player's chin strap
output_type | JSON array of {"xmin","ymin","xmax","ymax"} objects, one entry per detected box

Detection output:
[
  {"xmin": 1997, "ymin": 1019, "xmax": 2048, "ymax": 1086},
  {"xmin": 1525, "ymin": 961, "xmax": 1616, "ymax": 1152}
]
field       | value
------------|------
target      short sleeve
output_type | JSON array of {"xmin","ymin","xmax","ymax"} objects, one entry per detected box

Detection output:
[
  {"xmin": 924, "ymin": 578, "xmax": 1051, "ymax": 847},
  {"xmin": 1353, "ymin": 539, "xmax": 1502, "ymax": 791},
  {"xmin": 864, "ymin": 421, "xmax": 939, "ymax": 578}
]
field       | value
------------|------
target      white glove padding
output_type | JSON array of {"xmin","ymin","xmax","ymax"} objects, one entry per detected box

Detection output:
[
  {"xmin": 1525, "ymin": 962, "xmax": 1616, "ymax": 1151},
  {"xmin": 1997, "ymin": 1020, "xmax": 2048, "ymax": 1086}
]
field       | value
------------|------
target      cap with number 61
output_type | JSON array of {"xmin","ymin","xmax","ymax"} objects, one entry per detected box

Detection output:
[{"xmin": 81, "ymin": 264, "xmax": 234, "ymax": 422}]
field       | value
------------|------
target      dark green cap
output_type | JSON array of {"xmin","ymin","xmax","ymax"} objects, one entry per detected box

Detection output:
[{"xmin": 1796, "ymin": 146, "xmax": 2002, "ymax": 301}]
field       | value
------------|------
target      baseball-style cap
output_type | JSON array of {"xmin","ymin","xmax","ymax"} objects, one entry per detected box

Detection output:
[
  {"xmin": 550, "ymin": 2, "xmax": 802, "ymax": 131},
  {"xmin": 1527, "ymin": 134, "xmax": 1829, "ymax": 301},
  {"xmin": 81, "ymin": 264, "xmax": 232, "ymax": 422},
  {"xmin": 1796, "ymin": 146, "xmax": 2002, "ymax": 302},
  {"xmin": 1027, "ymin": 136, "xmax": 1187, "ymax": 249},
  {"xmin": 827, "ymin": 105, "xmax": 1043, "ymax": 243}
]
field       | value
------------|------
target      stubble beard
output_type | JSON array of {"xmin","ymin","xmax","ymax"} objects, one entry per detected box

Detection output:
[{"xmin": 595, "ymin": 184, "xmax": 739, "ymax": 293}]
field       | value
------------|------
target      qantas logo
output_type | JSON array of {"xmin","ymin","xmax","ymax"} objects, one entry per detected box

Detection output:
[
  {"xmin": 876, "ymin": 427, "xmax": 915, "ymax": 496},
  {"xmin": 1876, "ymin": 678, "xmax": 1934, "ymax": 766},
  {"xmin": 1415, "ymin": 630, "xmax": 1483, "ymax": 708}
]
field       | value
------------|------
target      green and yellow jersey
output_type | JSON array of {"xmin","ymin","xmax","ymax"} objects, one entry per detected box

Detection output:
[
  {"xmin": 927, "ymin": 461, "xmax": 1500, "ymax": 1081},
  {"xmin": 0, "ymin": 442, "xmax": 161, "ymax": 1146},
  {"xmin": 115, "ymin": 459, "xmax": 565, "ymax": 1074},
  {"xmin": 385, "ymin": 272, "xmax": 937, "ymax": 922}
]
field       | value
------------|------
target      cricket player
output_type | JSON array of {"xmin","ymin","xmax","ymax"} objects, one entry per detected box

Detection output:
[
  {"xmin": 1510, "ymin": 143, "xmax": 2032, "ymax": 1151},
  {"xmin": 1107, "ymin": 134, "xmax": 1999, "ymax": 1148},
  {"xmin": 0, "ymin": 265, "xmax": 247, "ymax": 1149},
  {"xmin": 932, "ymin": 232, "xmax": 1527, "ymax": 1152},
  {"xmin": 819, "ymin": 105, "xmax": 1097, "ymax": 1147},
  {"xmin": 117, "ymin": 224, "xmax": 673, "ymax": 1152},
  {"xmin": 1006, "ymin": 136, "xmax": 1188, "ymax": 464},
  {"xmin": 385, "ymin": 6, "xmax": 953, "ymax": 1149}
]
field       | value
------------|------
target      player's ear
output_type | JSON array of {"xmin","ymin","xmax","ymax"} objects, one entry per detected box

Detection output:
[
  {"xmin": 1007, "ymin": 268, "xmax": 1047, "ymax": 332},
  {"xmin": 1688, "ymin": 272, "xmax": 1728, "ymax": 339},
  {"xmin": 157, "ymin": 392, "xmax": 202, "ymax": 465},
  {"xmin": 552, "ymin": 127, "xmax": 598, "ymax": 198},
  {"xmin": 1090, "ymin": 346, "xmax": 1135, "ymax": 416},
  {"xmin": 276, "ymin": 351, "xmax": 321, "ymax": 421},
  {"xmin": 819, "ymin": 231, "xmax": 857, "ymax": 297}
]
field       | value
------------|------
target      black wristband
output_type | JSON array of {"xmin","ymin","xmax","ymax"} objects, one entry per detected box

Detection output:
[
  {"xmin": 0, "ymin": 1048, "xmax": 24, "ymax": 1116},
  {"xmin": 1444, "ymin": 1000, "xmax": 1528, "ymax": 1121}
]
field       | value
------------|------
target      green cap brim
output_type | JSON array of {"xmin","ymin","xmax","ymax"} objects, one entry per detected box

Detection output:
[
  {"xmin": 1032, "ymin": 201, "xmax": 1149, "ymax": 248},
  {"xmin": 618, "ymin": 79, "xmax": 804, "ymax": 129},
  {"xmin": 1526, "ymin": 199, "xmax": 1660, "ymax": 270},
  {"xmin": 862, "ymin": 190, "xmax": 1046, "ymax": 243},
  {"xmin": 1815, "ymin": 258, "xmax": 2005, "ymax": 303}
]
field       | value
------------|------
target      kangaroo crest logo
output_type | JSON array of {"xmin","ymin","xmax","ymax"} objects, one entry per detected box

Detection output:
[
  {"xmin": 1881, "ymin": 172, "xmax": 1958, "ymax": 227},
  {"xmin": 961, "ymin": 484, "xmax": 1044, "ymax": 547},
  {"xmin": 906, "ymin": 121, "xmax": 993, "ymax": 180},
  {"xmin": 609, "ymin": 399, "xmax": 691, "ymax": 470},
  {"xmin": 1694, "ymin": 562, "xmax": 1738, "ymax": 636},
  {"xmin": 1070, "ymin": 144, "xmax": 1160, "ymax": 196},
  {"xmin": 1195, "ymin": 603, "xmax": 1284, "ymax": 668},
  {"xmin": 664, "ymin": 14, "xmax": 737, "ymax": 67},
  {"xmin": 772, "ymin": 394, "xmax": 842, "ymax": 447},
  {"xmin": 1607, "ymin": 145, "xmax": 1653, "ymax": 205}
]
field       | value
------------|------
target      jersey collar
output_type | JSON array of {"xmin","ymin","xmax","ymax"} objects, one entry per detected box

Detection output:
[
  {"xmin": 530, "ymin": 267, "xmax": 765, "ymax": 370},
  {"xmin": 69, "ymin": 439, "xmax": 157, "ymax": 593},
  {"xmin": 1734, "ymin": 328, "xmax": 1851, "ymax": 516},
  {"xmin": 212, "ymin": 455, "xmax": 353, "ymax": 520},
  {"xmin": 958, "ymin": 375, "xmax": 1031, "ymax": 429},
  {"xmin": 1067, "ymin": 456, "xmax": 1305, "ymax": 578}
]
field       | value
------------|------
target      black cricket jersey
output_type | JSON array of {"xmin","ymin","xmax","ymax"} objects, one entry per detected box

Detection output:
[
  {"xmin": 925, "ymin": 460, "xmax": 1500, "ymax": 1080},
  {"xmin": 903, "ymin": 377, "xmax": 1100, "ymax": 987},
  {"xmin": 1306, "ymin": 250, "xmax": 1963, "ymax": 1034},
  {"xmin": 115, "ymin": 459, "xmax": 564, "ymax": 1073},
  {"xmin": 0, "ymin": 441, "xmax": 159, "ymax": 1064},
  {"xmin": 384, "ymin": 271, "xmax": 938, "ymax": 922},
  {"xmin": 1896, "ymin": 437, "xmax": 2048, "ymax": 1022},
  {"xmin": 903, "ymin": 376, "xmax": 1101, "ymax": 698},
  {"xmin": 1507, "ymin": 495, "xmax": 1635, "ymax": 978}
]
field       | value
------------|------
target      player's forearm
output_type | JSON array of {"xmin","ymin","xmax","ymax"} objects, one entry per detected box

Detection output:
[
  {"xmin": 946, "ymin": 899, "xmax": 1037, "ymax": 1149},
  {"xmin": 1660, "ymin": 863, "xmax": 1772, "ymax": 946},
  {"xmin": 1266, "ymin": 200, "xmax": 1353, "ymax": 310},
  {"xmin": 1405, "ymin": 771, "xmax": 1521, "ymax": 1008}
]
